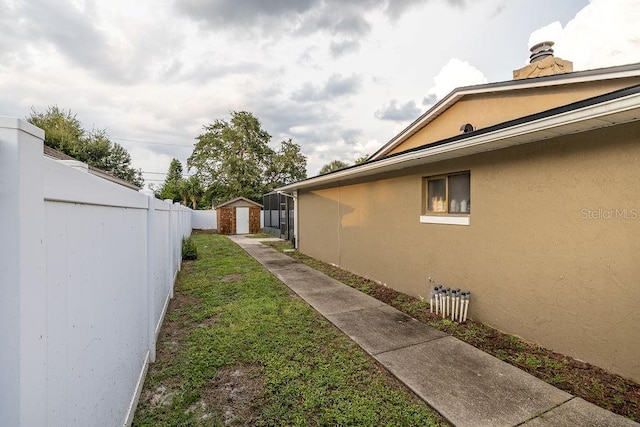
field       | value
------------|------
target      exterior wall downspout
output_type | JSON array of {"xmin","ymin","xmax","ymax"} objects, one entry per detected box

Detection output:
[{"xmin": 292, "ymin": 190, "xmax": 298, "ymax": 249}]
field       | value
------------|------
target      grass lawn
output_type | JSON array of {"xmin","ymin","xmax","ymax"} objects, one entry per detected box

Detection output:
[{"xmin": 133, "ymin": 233, "xmax": 448, "ymax": 426}]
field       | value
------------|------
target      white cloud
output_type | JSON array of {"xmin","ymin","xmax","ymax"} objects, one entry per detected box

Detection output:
[
  {"xmin": 528, "ymin": 0, "xmax": 640, "ymax": 71},
  {"xmin": 423, "ymin": 58, "xmax": 488, "ymax": 104},
  {"xmin": 5, "ymin": 0, "xmax": 634, "ymax": 185},
  {"xmin": 375, "ymin": 100, "xmax": 420, "ymax": 121}
]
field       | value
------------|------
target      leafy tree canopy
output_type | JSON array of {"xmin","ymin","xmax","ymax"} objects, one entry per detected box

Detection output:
[
  {"xmin": 27, "ymin": 106, "xmax": 143, "ymax": 187},
  {"xmin": 187, "ymin": 111, "xmax": 307, "ymax": 205},
  {"xmin": 157, "ymin": 158, "xmax": 184, "ymax": 202},
  {"xmin": 318, "ymin": 159, "xmax": 350, "ymax": 175},
  {"xmin": 354, "ymin": 155, "xmax": 369, "ymax": 165},
  {"xmin": 183, "ymin": 175, "xmax": 204, "ymax": 210},
  {"xmin": 155, "ymin": 159, "xmax": 208, "ymax": 209}
]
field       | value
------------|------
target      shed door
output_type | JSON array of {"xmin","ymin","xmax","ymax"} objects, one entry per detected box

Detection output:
[{"xmin": 236, "ymin": 207, "xmax": 250, "ymax": 234}]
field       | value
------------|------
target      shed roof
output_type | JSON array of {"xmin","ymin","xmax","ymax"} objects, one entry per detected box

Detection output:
[
  {"xmin": 215, "ymin": 197, "xmax": 263, "ymax": 209},
  {"xmin": 278, "ymin": 83, "xmax": 640, "ymax": 192}
]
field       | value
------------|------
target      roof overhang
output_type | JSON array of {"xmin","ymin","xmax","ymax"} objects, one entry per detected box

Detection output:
[
  {"xmin": 215, "ymin": 196, "xmax": 263, "ymax": 209},
  {"xmin": 369, "ymin": 62, "xmax": 640, "ymax": 161},
  {"xmin": 278, "ymin": 86, "xmax": 640, "ymax": 193}
]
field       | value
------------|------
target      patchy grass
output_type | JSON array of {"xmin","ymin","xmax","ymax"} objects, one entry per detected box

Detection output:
[
  {"xmin": 266, "ymin": 241, "xmax": 640, "ymax": 421},
  {"xmin": 245, "ymin": 233, "xmax": 274, "ymax": 239},
  {"xmin": 133, "ymin": 233, "xmax": 447, "ymax": 426}
]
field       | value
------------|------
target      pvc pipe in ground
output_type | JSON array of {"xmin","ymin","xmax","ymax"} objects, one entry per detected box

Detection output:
[
  {"xmin": 429, "ymin": 291, "xmax": 434, "ymax": 313},
  {"xmin": 453, "ymin": 289, "xmax": 460, "ymax": 321},
  {"xmin": 462, "ymin": 291, "xmax": 471, "ymax": 322},
  {"xmin": 450, "ymin": 290, "xmax": 456, "ymax": 321},
  {"xmin": 445, "ymin": 287, "xmax": 451, "ymax": 318},
  {"xmin": 442, "ymin": 290, "xmax": 446, "ymax": 318},
  {"xmin": 442, "ymin": 288, "xmax": 447, "ymax": 318}
]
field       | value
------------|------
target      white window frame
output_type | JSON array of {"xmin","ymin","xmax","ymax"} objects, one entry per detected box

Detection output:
[{"xmin": 420, "ymin": 171, "xmax": 470, "ymax": 226}]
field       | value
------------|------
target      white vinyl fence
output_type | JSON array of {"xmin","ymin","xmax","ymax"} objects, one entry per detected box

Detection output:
[
  {"xmin": 0, "ymin": 118, "xmax": 191, "ymax": 426},
  {"xmin": 191, "ymin": 209, "xmax": 265, "ymax": 230},
  {"xmin": 192, "ymin": 209, "xmax": 217, "ymax": 229}
]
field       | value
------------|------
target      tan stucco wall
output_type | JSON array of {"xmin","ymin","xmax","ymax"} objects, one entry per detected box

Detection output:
[
  {"xmin": 298, "ymin": 121, "xmax": 640, "ymax": 382},
  {"xmin": 388, "ymin": 77, "xmax": 640, "ymax": 156}
]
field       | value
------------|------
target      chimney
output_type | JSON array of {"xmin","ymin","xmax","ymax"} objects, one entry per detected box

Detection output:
[
  {"xmin": 529, "ymin": 41, "xmax": 555, "ymax": 62},
  {"xmin": 513, "ymin": 41, "xmax": 573, "ymax": 80}
]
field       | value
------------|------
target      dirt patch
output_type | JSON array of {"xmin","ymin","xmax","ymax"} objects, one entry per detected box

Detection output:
[
  {"xmin": 197, "ymin": 314, "xmax": 219, "ymax": 329},
  {"xmin": 368, "ymin": 284, "xmax": 401, "ymax": 302},
  {"xmin": 202, "ymin": 365, "xmax": 264, "ymax": 426},
  {"xmin": 170, "ymin": 291, "xmax": 200, "ymax": 311},
  {"xmin": 184, "ymin": 400, "xmax": 214, "ymax": 422},
  {"xmin": 146, "ymin": 385, "xmax": 177, "ymax": 408},
  {"xmin": 155, "ymin": 292, "xmax": 200, "ymax": 360},
  {"xmin": 180, "ymin": 259, "xmax": 197, "ymax": 274},
  {"xmin": 193, "ymin": 229, "xmax": 218, "ymax": 235},
  {"xmin": 221, "ymin": 273, "xmax": 245, "ymax": 283}
]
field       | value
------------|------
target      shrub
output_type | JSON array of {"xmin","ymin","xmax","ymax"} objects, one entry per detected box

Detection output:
[{"xmin": 182, "ymin": 236, "xmax": 198, "ymax": 260}]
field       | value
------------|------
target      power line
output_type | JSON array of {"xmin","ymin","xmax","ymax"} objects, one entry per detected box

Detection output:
[
  {"xmin": 112, "ymin": 136, "xmax": 194, "ymax": 148},
  {"xmin": 142, "ymin": 171, "xmax": 194, "ymax": 176}
]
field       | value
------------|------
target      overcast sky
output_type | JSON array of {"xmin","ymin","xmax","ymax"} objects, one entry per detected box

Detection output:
[{"xmin": 1, "ymin": 0, "xmax": 639, "ymax": 186}]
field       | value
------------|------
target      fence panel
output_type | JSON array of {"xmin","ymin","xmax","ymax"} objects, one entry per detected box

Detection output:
[
  {"xmin": 192, "ymin": 209, "xmax": 217, "ymax": 229},
  {"xmin": 0, "ymin": 117, "xmax": 192, "ymax": 426}
]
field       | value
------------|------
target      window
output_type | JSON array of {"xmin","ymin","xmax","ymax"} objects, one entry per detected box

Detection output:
[{"xmin": 421, "ymin": 171, "xmax": 470, "ymax": 225}]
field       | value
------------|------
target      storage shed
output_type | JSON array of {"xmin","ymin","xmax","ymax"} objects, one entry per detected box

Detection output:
[{"xmin": 215, "ymin": 197, "xmax": 262, "ymax": 235}]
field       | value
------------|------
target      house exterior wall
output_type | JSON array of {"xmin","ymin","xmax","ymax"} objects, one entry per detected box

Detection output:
[
  {"xmin": 388, "ymin": 77, "xmax": 640, "ymax": 155},
  {"xmin": 298, "ymin": 121, "xmax": 640, "ymax": 383}
]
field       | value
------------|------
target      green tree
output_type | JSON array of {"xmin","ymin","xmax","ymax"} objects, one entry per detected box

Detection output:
[
  {"xmin": 355, "ymin": 155, "xmax": 369, "ymax": 165},
  {"xmin": 157, "ymin": 159, "xmax": 184, "ymax": 202},
  {"xmin": 78, "ymin": 129, "xmax": 143, "ymax": 187},
  {"xmin": 26, "ymin": 107, "xmax": 144, "ymax": 187},
  {"xmin": 266, "ymin": 138, "xmax": 307, "ymax": 188},
  {"xmin": 188, "ymin": 111, "xmax": 307, "ymax": 205},
  {"xmin": 318, "ymin": 159, "xmax": 350, "ymax": 175},
  {"xmin": 184, "ymin": 175, "xmax": 204, "ymax": 209},
  {"xmin": 26, "ymin": 106, "xmax": 83, "ymax": 154}
]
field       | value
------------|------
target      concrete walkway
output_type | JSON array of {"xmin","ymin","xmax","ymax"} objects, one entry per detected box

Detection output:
[{"xmin": 229, "ymin": 236, "xmax": 638, "ymax": 427}]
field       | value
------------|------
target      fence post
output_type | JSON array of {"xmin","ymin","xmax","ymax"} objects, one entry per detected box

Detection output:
[
  {"xmin": 0, "ymin": 118, "xmax": 47, "ymax": 426},
  {"xmin": 141, "ymin": 189, "xmax": 156, "ymax": 363},
  {"xmin": 174, "ymin": 202, "xmax": 182, "ymax": 273},
  {"xmin": 164, "ymin": 199, "xmax": 174, "ymax": 298}
]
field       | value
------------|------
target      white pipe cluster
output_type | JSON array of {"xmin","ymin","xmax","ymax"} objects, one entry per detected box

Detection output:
[{"xmin": 429, "ymin": 285, "xmax": 471, "ymax": 323}]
